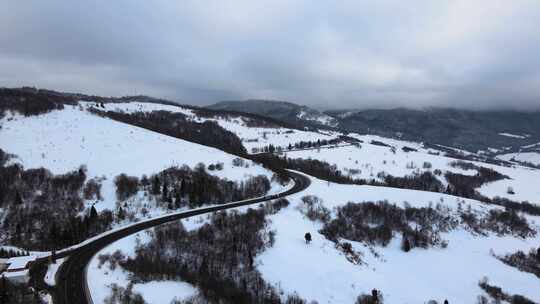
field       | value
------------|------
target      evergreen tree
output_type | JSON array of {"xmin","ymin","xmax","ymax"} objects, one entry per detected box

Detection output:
[
  {"xmin": 117, "ymin": 207, "xmax": 125, "ymax": 221},
  {"xmin": 162, "ymin": 181, "xmax": 169, "ymax": 202},
  {"xmin": 151, "ymin": 176, "xmax": 161, "ymax": 195},
  {"xmin": 90, "ymin": 205, "xmax": 98, "ymax": 220}
]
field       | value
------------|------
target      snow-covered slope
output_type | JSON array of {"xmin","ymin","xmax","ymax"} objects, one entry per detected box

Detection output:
[
  {"xmin": 498, "ymin": 152, "xmax": 540, "ymax": 166},
  {"xmin": 87, "ymin": 173, "xmax": 540, "ymax": 304},
  {"xmin": 258, "ymin": 174, "xmax": 540, "ymax": 304},
  {"xmin": 284, "ymin": 134, "xmax": 540, "ymax": 205},
  {"xmin": 0, "ymin": 105, "xmax": 282, "ymax": 212},
  {"xmin": 83, "ymin": 101, "xmax": 341, "ymax": 154}
]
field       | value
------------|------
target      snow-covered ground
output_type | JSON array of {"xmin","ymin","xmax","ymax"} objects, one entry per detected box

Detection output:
[
  {"xmin": 296, "ymin": 109, "xmax": 338, "ymax": 127},
  {"xmin": 257, "ymin": 174, "xmax": 540, "ymax": 304},
  {"xmin": 44, "ymin": 258, "xmax": 65, "ymax": 286},
  {"xmin": 0, "ymin": 105, "xmax": 283, "ymax": 212},
  {"xmin": 498, "ymin": 152, "xmax": 540, "ymax": 166},
  {"xmin": 87, "ymin": 217, "xmax": 208, "ymax": 303},
  {"xmin": 285, "ymin": 137, "xmax": 473, "ymax": 184},
  {"xmin": 88, "ymin": 173, "xmax": 540, "ymax": 303},
  {"xmin": 284, "ymin": 134, "xmax": 540, "ymax": 205},
  {"xmin": 82, "ymin": 101, "xmax": 341, "ymax": 154}
]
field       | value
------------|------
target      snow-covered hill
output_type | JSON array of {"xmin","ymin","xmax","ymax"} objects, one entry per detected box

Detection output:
[
  {"xmin": 257, "ymin": 174, "xmax": 540, "ymax": 303},
  {"xmin": 498, "ymin": 152, "xmax": 540, "ymax": 166},
  {"xmin": 87, "ymin": 173, "xmax": 540, "ymax": 304},
  {"xmin": 0, "ymin": 105, "xmax": 284, "ymax": 212},
  {"xmin": 284, "ymin": 134, "xmax": 540, "ymax": 205},
  {"xmin": 83, "ymin": 101, "xmax": 341, "ymax": 154},
  {"xmin": 2, "ymin": 95, "xmax": 539, "ymax": 304}
]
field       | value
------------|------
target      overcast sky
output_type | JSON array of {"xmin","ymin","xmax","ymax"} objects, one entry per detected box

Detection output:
[{"xmin": 1, "ymin": 1, "xmax": 540, "ymax": 110}]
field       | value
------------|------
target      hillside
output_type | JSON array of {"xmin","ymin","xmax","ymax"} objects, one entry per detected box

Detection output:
[
  {"xmin": 1, "ymin": 90, "xmax": 539, "ymax": 304},
  {"xmin": 208, "ymin": 99, "xmax": 338, "ymax": 129},
  {"xmin": 328, "ymin": 108, "xmax": 540, "ymax": 154},
  {"xmin": 208, "ymin": 99, "xmax": 540, "ymax": 155},
  {"xmin": 88, "ymin": 100, "xmax": 341, "ymax": 155}
]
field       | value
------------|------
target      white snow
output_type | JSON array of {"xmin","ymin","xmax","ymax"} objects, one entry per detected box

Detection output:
[
  {"xmin": 257, "ymin": 174, "xmax": 540, "ymax": 304},
  {"xmin": 132, "ymin": 281, "xmax": 198, "ymax": 304},
  {"xmin": 0, "ymin": 105, "xmax": 281, "ymax": 212},
  {"xmin": 285, "ymin": 135, "xmax": 475, "ymax": 184},
  {"xmin": 84, "ymin": 100, "xmax": 341, "ymax": 154},
  {"xmin": 284, "ymin": 134, "xmax": 540, "ymax": 205},
  {"xmin": 498, "ymin": 133, "xmax": 529, "ymax": 139},
  {"xmin": 296, "ymin": 110, "xmax": 338, "ymax": 127},
  {"xmin": 44, "ymin": 258, "xmax": 65, "ymax": 286},
  {"xmin": 82, "ymin": 101, "xmax": 195, "ymax": 117},
  {"xmin": 498, "ymin": 152, "xmax": 540, "ymax": 166}
]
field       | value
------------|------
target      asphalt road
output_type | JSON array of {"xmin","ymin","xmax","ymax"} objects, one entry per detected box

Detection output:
[{"xmin": 50, "ymin": 171, "xmax": 310, "ymax": 304}]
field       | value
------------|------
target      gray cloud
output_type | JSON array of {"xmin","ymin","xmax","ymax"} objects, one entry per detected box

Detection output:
[{"xmin": 1, "ymin": 0, "xmax": 540, "ymax": 110}]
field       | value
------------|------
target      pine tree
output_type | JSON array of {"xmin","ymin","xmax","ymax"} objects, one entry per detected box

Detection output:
[
  {"xmin": 151, "ymin": 176, "xmax": 161, "ymax": 195},
  {"xmin": 162, "ymin": 181, "xmax": 169, "ymax": 202},
  {"xmin": 90, "ymin": 205, "xmax": 98, "ymax": 220},
  {"xmin": 117, "ymin": 207, "xmax": 125, "ymax": 220}
]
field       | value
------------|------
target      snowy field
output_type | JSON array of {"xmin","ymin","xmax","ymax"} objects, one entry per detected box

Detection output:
[
  {"xmin": 82, "ymin": 101, "xmax": 341, "ymax": 154},
  {"xmin": 257, "ymin": 174, "xmax": 540, "ymax": 304},
  {"xmin": 0, "ymin": 105, "xmax": 283, "ymax": 212},
  {"xmin": 284, "ymin": 136, "xmax": 473, "ymax": 184},
  {"xmin": 284, "ymin": 134, "xmax": 540, "ymax": 205},
  {"xmin": 498, "ymin": 152, "xmax": 540, "ymax": 166}
]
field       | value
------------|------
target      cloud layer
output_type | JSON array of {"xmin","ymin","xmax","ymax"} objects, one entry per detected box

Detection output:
[{"xmin": 2, "ymin": 0, "xmax": 540, "ymax": 109}]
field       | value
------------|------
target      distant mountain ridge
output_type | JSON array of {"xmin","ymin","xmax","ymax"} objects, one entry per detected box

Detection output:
[
  {"xmin": 208, "ymin": 99, "xmax": 338, "ymax": 129},
  {"xmin": 208, "ymin": 99, "xmax": 540, "ymax": 153}
]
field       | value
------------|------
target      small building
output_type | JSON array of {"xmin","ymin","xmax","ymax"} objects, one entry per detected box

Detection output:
[{"xmin": 1, "ymin": 255, "xmax": 37, "ymax": 284}]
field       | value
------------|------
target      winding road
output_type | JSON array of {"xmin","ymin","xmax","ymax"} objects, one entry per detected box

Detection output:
[{"xmin": 50, "ymin": 171, "xmax": 310, "ymax": 304}]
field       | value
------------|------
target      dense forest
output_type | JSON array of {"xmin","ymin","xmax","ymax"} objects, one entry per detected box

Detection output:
[{"xmin": 0, "ymin": 87, "xmax": 73, "ymax": 117}]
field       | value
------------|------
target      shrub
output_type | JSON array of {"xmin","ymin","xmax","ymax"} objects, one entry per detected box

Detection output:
[{"xmin": 114, "ymin": 174, "xmax": 139, "ymax": 201}]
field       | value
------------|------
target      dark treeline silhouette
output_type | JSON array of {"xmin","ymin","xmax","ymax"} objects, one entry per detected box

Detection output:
[
  {"xmin": 384, "ymin": 171, "xmax": 445, "ymax": 193},
  {"xmin": 445, "ymin": 161, "xmax": 508, "ymax": 198},
  {"xmin": 0, "ymin": 248, "xmax": 29, "ymax": 258},
  {"xmin": 89, "ymin": 108, "xmax": 247, "ymax": 156},
  {"xmin": 0, "ymin": 87, "xmax": 74, "ymax": 117}
]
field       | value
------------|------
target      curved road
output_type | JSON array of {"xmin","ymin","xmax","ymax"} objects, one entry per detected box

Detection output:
[{"xmin": 51, "ymin": 171, "xmax": 310, "ymax": 304}]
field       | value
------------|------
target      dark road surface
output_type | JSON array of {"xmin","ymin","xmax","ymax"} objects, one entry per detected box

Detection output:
[{"xmin": 49, "ymin": 171, "xmax": 310, "ymax": 304}]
